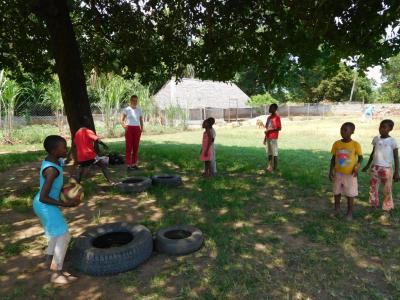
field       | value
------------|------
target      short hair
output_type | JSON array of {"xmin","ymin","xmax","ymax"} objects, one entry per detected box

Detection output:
[
  {"xmin": 43, "ymin": 135, "xmax": 66, "ymax": 154},
  {"xmin": 381, "ymin": 119, "xmax": 394, "ymax": 130},
  {"xmin": 130, "ymin": 95, "xmax": 138, "ymax": 100},
  {"xmin": 341, "ymin": 122, "xmax": 355, "ymax": 132},
  {"xmin": 269, "ymin": 103, "xmax": 278, "ymax": 110},
  {"xmin": 207, "ymin": 117, "xmax": 215, "ymax": 126}
]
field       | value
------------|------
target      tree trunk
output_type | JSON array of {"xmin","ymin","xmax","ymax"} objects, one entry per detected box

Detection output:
[{"xmin": 35, "ymin": 0, "xmax": 95, "ymax": 137}]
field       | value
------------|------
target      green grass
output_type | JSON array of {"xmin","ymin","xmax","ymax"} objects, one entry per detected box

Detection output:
[{"xmin": 1, "ymin": 116, "xmax": 400, "ymax": 299}]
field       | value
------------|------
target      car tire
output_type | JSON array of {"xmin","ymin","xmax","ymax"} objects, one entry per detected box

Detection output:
[
  {"xmin": 71, "ymin": 222, "xmax": 153, "ymax": 276},
  {"xmin": 155, "ymin": 225, "xmax": 203, "ymax": 255},
  {"xmin": 151, "ymin": 174, "xmax": 182, "ymax": 186},
  {"xmin": 117, "ymin": 176, "xmax": 152, "ymax": 193}
]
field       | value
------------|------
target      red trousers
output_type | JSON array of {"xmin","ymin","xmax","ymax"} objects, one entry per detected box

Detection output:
[{"xmin": 125, "ymin": 126, "xmax": 141, "ymax": 166}]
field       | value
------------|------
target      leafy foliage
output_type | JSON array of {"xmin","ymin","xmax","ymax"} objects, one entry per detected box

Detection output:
[
  {"xmin": 248, "ymin": 93, "xmax": 278, "ymax": 106},
  {"xmin": 42, "ymin": 76, "xmax": 64, "ymax": 133},
  {"xmin": 379, "ymin": 53, "xmax": 400, "ymax": 103},
  {"xmin": 1, "ymin": 1, "xmax": 400, "ymax": 85},
  {"xmin": 0, "ymin": 71, "xmax": 23, "ymax": 142},
  {"xmin": 91, "ymin": 73, "xmax": 155, "ymax": 136}
]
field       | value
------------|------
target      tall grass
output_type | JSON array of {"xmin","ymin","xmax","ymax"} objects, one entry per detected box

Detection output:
[
  {"xmin": 41, "ymin": 76, "xmax": 64, "ymax": 135},
  {"xmin": 0, "ymin": 71, "xmax": 23, "ymax": 143}
]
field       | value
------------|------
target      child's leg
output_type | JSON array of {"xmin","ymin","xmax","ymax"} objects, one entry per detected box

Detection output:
[
  {"xmin": 346, "ymin": 197, "xmax": 354, "ymax": 220},
  {"xmin": 267, "ymin": 155, "xmax": 273, "ymax": 171},
  {"xmin": 266, "ymin": 139, "xmax": 273, "ymax": 171},
  {"xmin": 47, "ymin": 236, "xmax": 57, "ymax": 255},
  {"xmin": 50, "ymin": 232, "xmax": 71, "ymax": 271},
  {"xmin": 96, "ymin": 161, "xmax": 114, "ymax": 184},
  {"xmin": 50, "ymin": 232, "xmax": 77, "ymax": 284},
  {"xmin": 334, "ymin": 194, "xmax": 341, "ymax": 214},
  {"xmin": 45, "ymin": 236, "xmax": 57, "ymax": 266},
  {"xmin": 332, "ymin": 173, "xmax": 343, "ymax": 216},
  {"xmin": 381, "ymin": 167, "xmax": 394, "ymax": 212},
  {"xmin": 272, "ymin": 140, "xmax": 278, "ymax": 170},
  {"xmin": 125, "ymin": 126, "xmax": 134, "ymax": 167},
  {"xmin": 76, "ymin": 165, "xmax": 90, "ymax": 183},
  {"xmin": 131, "ymin": 126, "xmax": 142, "ymax": 165},
  {"xmin": 368, "ymin": 166, "xmax": 380, "ymax": 208},
  {"xmin": 205, "ymin": 161, "xmax": 212, "ymax": 176}
]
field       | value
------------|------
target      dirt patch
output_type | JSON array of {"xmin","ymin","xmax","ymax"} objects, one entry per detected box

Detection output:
[{"xmin": 0, "ymin": 161, "xmax": 215, "ymax": 299}]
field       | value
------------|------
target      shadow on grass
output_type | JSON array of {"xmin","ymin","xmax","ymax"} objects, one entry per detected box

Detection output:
[{"xmin": 0, "ymin": 141, "xmax": 400, "ymax": 299}]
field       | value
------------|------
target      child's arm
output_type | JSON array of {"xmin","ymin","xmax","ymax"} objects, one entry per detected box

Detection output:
[
  {"xmin": 40, "ymin": 168, "xmax": 78, "ymax": 207},
  {"xmin": 394, "ymin": 148, "xmax": 399, "ymax": 181},
  {"xmin": 353, "ymin": 155, "xmax": 363, "ymax": 177},
  {"xmin": 121, "ymin": 113, "xmax": 127, "ymax": 129},
  {"xmin": 140, "ymin": 116, "xmax": 144, "ymax": 132},
  {"xmin": 329, "ymin": 155, "xmax": 335, "ymax": 181},
  {"xmin": 97, "ymin": 139, "xmax": 109, "ymax": 150},
  {"xmin": 362, "ymin": 147, "xmax": 375, "ymax": 172}
]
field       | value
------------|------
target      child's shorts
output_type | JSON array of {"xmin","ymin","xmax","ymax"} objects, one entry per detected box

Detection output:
[
  {"xmin": 333, "ymin": 172, "xmax": 358, "ymax": 197},
  {"xmin": 265, "ymin": 138, "xmax": 278, "ymax": 156}
]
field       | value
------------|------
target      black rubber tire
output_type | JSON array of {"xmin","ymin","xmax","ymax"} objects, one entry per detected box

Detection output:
[
  {"xmin": 151, "ymin": 174, "xmax": 182, "ymax": 186},
  {"xmin": 155, "ymin": 225, "xmax": 204, "ymax": 255},
  {"xmin": 117, "ymin": 176, "xmax": 152, "ymax": 193},
  {"xmin": 71, "ymin": 222, "xmax": 153, "ymax": 276}
]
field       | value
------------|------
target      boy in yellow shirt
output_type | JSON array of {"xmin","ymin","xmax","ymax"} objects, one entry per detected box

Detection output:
[{"xmin": 329, "ymin": 122, "xmax": 363, "ymax": 220}]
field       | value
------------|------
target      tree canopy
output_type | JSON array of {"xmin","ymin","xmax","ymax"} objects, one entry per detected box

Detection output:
[
  {"xmin": 379, "ymin": 53, "xmax": 400, "ymax": 102},
  {"xmin": 1, "ymin": 1, "xmax": 399, "ymax": 134},
  {"xmin": 2, "ymin": 1, "xmax": 400, "ymax": 82}
]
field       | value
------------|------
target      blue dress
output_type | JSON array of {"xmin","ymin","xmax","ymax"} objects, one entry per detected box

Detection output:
[{"xmin": 33, "ymin": 159, "xmax": 68, "ymax": 238}]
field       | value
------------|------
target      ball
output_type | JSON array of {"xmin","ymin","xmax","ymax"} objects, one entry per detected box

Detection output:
[{"xmin": 60, "ymin": 178, "xmax": 84, "ymax": 202}]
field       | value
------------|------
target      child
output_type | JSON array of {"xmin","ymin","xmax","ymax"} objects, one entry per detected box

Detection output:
[
  {"xmin": 73, "ymin": 116, "xmax": 115, "ymax": 185},
  {"xmin": 362, "ymin": 119, "xmax": 399, "ymax": 215},
  {"xmin": 263, "ymin": 103, "xmax": 281, "ymax": 172},
  {"xmin": 200, "ymin": 118, "xmax": 215, "ymax": 177},
  {"xmin": 33, "ymin": 135, "xmax": 80, "ymax": 284},
  {"xmin": 329, "ymin": 122, "xmax": 363, "ymax": 220}
]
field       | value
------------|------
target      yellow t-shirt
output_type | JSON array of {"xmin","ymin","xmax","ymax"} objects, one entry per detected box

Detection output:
[{"xmin": 331, "ymin": 140, "xmax": 362, "ymax": 174}]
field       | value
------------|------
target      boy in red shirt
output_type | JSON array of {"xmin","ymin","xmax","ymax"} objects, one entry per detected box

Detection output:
[
  {"xmin": 263, "ymin": 104, "xmax": 281, "ymax": 172},
  {"xmin": 73, "ymin": 117, "xmax": 114, "ymax": 184}
]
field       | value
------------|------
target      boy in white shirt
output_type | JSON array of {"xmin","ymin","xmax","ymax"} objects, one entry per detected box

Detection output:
[{"xmin": 362, "ymin": 119, "xmax": 399, "ymax": 213}]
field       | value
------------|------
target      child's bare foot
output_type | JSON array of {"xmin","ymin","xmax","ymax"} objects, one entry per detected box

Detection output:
[
  {"xmin": 50, "ymin": 271, "xmax": 78, "ymax": 284},
  {"xmin": 345, "ymin": 214, "xmax": 353, "ymax": 221},
  {"xmin": 379, "ymin": 212, "xmax": 390, "ymax": 222}
]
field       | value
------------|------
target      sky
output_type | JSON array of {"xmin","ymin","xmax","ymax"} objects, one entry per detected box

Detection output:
[{"xmin": 366, "ymin": 65, "xmax": 383, "ymax": 86}]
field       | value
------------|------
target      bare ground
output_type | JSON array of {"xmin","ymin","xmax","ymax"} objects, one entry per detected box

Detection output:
[{"xmin": 0, "ymin": 162, "xmax": 399, "ymax": 299}]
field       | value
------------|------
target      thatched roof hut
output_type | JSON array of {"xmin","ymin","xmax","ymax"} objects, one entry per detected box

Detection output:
[{"xmin": 153, "ymin": 78, "xmax": 250, "ymax": 109}]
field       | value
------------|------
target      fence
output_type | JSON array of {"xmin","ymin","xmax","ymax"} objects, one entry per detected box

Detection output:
[
  {"xmin": 3, "ymin": 102, "xmax": 400, "ymax": 140},
  {"xmin": 183, "ymin": 103, "xmax": 400, "ymax": 123}
]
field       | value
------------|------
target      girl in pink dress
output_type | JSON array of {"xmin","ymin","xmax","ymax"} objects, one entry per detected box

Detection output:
[{"xmin": 200, "ymin": 118, "xmax": 215, "ymax": 177}]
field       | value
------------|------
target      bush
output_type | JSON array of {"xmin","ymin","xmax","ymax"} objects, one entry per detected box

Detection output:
[{"xmin": 247, "ymin": 92, "xmax": 278, "ymax": 106}]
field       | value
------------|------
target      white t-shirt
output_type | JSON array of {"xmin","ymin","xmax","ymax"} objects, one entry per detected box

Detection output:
[
  {"xmin": 123, "ymin": 106, "xmax": 142, "ymax": 126},
  {"xmin": 372, "ymin": 136, "xmax": 398, "ymax": 167}
]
